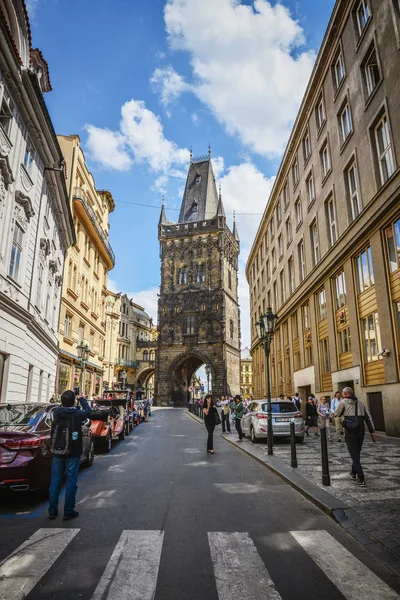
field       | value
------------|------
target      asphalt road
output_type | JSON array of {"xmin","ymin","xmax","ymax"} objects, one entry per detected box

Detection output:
[{"xmin": 0, "ymin": 408, "xmax": 399, "ymax": 600}]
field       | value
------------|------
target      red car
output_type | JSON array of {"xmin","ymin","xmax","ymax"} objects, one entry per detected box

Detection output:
[
  {"xmin": 90, "ymin": 394, "xmax": 128, "ymax": 453},
  {"xmin": 0, "ymin": 403, "xmax": 94, "ymax": 492}
]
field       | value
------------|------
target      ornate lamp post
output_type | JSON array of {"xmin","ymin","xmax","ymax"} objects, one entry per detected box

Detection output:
[
  {"xmin": 256, "ymin": 307, "xmax": 278, "ymax": 456},
  {"xmin": 205, "ymin": 364, "xmax": 211, "ymax": 394},
  {"xmin": 121, "ymin": 369, "xmax": 127, "ymax": 391},
  {"xmin": 77, "ymin": 341, "xmax": 90, "ymax": 395}
]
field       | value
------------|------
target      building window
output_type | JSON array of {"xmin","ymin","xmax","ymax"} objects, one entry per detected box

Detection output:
[
  {"xmin": 375, "ymin": 115, "xmax": 395, "ymax": 185},
  {"xmin": 355, "ymin": 246, "xmax": 374, "ymax": 293},
  {"xmin": 306, "ymin": 173, "xmax": 315, "ymax": 205},
  {"xmin": 283, "ymin": 179, "xmax": 289, "ymax": 209},
  {"xmin": 316, "ymin": 94, "xmax": 326, "ymax": 131},
  {"xmin": 0, "ymin": 88, "xmax": 14, "ymax": 137},
  {"xmin": 23, "ymin": 139, "xmax": 34, "ymax": 175},
  {"xmin": 230, "ymin": 319, "xmax": 234, "ymax": 339},
  {"xmin": 196, "ymin": 263, "xmax": 206, "ymax": 284},
  {"xmin": 280, "ymin": 270, "xmax": 286, "ymax": 304},
  {"xmin": 298, "ymin": 240, "xmax": 306, "ymax": 282},
  {"xmin": 320, "ymin": 338, "xmax": 331, "ymax": 374},
  {"xmin": 363, "ymin": 45, "xmax": 380, "ymax": 97},
  {"xmin": 184, "ymin": 315, "xmax": 196, "ymax": 335},
  {"xmin": 295, "ymin": 196, "xmax": 302, "ymax": 227},
  {"xmin": 361, "ymin": 312, "xmax": 381, "ymax": 362},
  {"xmin": 269, "ymin": 216, "xmax": 275, "ymax": 240},
  {"xmin": 228, "ymin": 269, "xmax": 232, "ymax": 290},
  {"xmin": 0, "ymin": 353, "xmax": 7, "ymax": 400},
  {"xmin": 317, "ymin": 288, "xmax": 327, "ymax": 321},
  {"xmin": 288, "ymin": 256, "xmax": 295, "ymax": 294},
  {"xmin": 292, "ymin": 312, "xmax": 299, "ymax": 338},
  {"xmin": 78, "ymin": 323, "xmax": 84, "ymax": 344},
  {"xmin": 310, "ymin": 220, "xmax": 320, "ymax": 266},
  {"xmin": 347, "ymin": 162, "xmax": 361, "ymax": 221},
  {"xmin": 276, "ymin": 199, "xmax": 282, "ymax": 224},
  {"xmin": 386, "ymin": 218, "xmax": 400, "ymax": 272},
  {"xmin": 278, "ymin": 234, "xmax": 283, "ymax": 258},
  {"xmin": 339, "ymin": 103, "xmax": 352, "ymax": 144},
  {"xmin": 90, "ymin": 331, "xmax": 94, "ymax": 351},
  {"xmin": 303, "ymin": 130, "xmax": 311, "ymax": 163},
  {"xmin": 273, "ymin": 281, "xmax": 278, "ymax": 312},
  {"xmin": 271, "ymin": 247, "xmax": 276, "ymax": 271},
  {"xmin": 9, "ymin": 223, "xmax": 23, "ymax": 280},
  {"xmin": 292, "ymin": 158, "xmax": 299, "ymax": 188},
  {"xmin": 320, "ymin": 142, "xmax": 331, "ymax": 179},
  {"xmin": 303, "ymin": 303, "xmax": 310, "ymax": 330},
  {"xmin": 326, "ymin": 195, "xmax": 338, "ymax": 246},
  {"xmin": 333, "ymin": 51, "xmax": 345, "ymax": 91},
  {"xmin": 64, "ymin": 315, "xmax": 72, "ymax": 339},
  {"xmin": 36, "ymin": 263, "xmax": 43, "ymax": 308},
  {"xmin": 286, "ymin": 217, "xmax": 292, "ymax": 245},
  {"xmin": 177, "ymin": 267, "xmax": 187, "ymax": 285},
  {"xmin": 334, "ymin": 271, "xmax": 347, "ymax": 309},
  {"xmin": 266, "ymin": 258, "xmax": 271, "ymax": 281},
  {"xmin": 355, "ymin": 0, "xmax": 371, "ymax": 36},
  {"xmin": 338, "ymin": 328, "xmax": 351, "ymax": 354},
  {"xmin": 26, "ymin": 364, "xmax": 33, "ymax": 401}
]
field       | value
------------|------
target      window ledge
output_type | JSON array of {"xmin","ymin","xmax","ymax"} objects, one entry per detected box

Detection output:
[
  {"xmin": 303, "ymin": 154, "xmax": 311, "ymax": 170},
  {"xmin": 93, "ymin": 272, "xmax": 100, "ymax": 280},
  {"xmin": 317, "ymin": 119, "xmax": 327, "ymax": 141},
  {"xmin": 80, "ymin": 301, "xmax": 90, "ymax": 311},
  {"xmin": 364, "ymin": 79, "xmax": 383, "ymax": 111},
  {"xmin": 355, "ymin": 16, "xmax": 373, "ymax": 53},
  {"xmin": 307, "ymin": 197, "xmax": 316, "ymax": 212},
  {"xmin": 339, "ymin": 130, "xmax": 354, "ymax": 155},
  {"xmin": 333, "ymin": 75, "xmax": 346, "ymax": 102},
  {"xmin": 321, "ymin": 169, "xmax": 332, "ymax": 188},
  {"xmin": 278, "ymin": 254, "xmax": 284, "ymax": 262},
  {"xmin": 293, "ymin": 180, "xmax": 300, "ymax": 192},
  {"xmin": 284, "ymin": 202, "xmax": 290, "ymax": 213},
  {"xmin": 83, "ymin": 257, "xmax": 91, "ymax": 268},
  {"xmin": 272, "ymin": 266, "xmax": 277, "ymax": 274},
  {"xmin": 295, "ymin": 220, "xmax": 303, "ymax": 232},
  {"xmin": 67, "ymin": 288, "xmax": 78, "ymax": 300},
  {"xmin": 63, "ymin": 336, "xmax": 74, "ymax": 346},
  {"xmin": 74, "ymin": 244, "xmax": 80, "ymax": 253},
  {"xmin": 91, "ymin": 311, "xmax": 99, "ymax": 320},
  {"xmin": 286, "ymin": 240, "xmax": 292, "ymax": 249}
]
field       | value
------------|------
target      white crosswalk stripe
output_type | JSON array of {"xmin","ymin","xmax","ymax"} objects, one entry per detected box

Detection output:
[
  {"xmin": 91, "ymin": 530, "xmax": 164, "ymax": 600},
  {"xmin": 0, "ymin": 528, "xmax": 398, "ymax": 600},
  {"xmin": 0, "ymin": 528, "xmax": 79, "ymax": 600},
  {"xmin": 291, "ymin": 530, "xmax": 399, "ymax": 600},
  {"xmin": 208, "ymin": 532, "xmax": 282, "ymax": 600}
]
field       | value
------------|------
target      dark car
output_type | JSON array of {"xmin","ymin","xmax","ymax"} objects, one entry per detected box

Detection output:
[{"xmin": 0, "ymin": 403, "xmax": 95, "ymax": 492}]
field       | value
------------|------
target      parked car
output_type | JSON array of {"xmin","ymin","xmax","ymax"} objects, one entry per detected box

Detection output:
[
  {"xmin": 241, "ymin": 399, "xmax": 304, "ymax": 443},
  {"xmin": 0, "ymin": 403, "xmax": 94, "ymax": 492},
  {"xmin": 90, "ymin": 393, "xmax": 128, "ymax": 452}
]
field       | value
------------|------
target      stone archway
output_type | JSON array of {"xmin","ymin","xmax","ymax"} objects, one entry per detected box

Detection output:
[{"xmin": 167, "ymin": 351, "xmax": 216, "ymax": 407}]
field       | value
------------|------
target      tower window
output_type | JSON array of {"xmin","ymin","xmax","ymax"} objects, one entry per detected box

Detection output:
[
  {"xmin": 184, "ymin": 315, "xmax": 196, "ymax": 335},
  {"xmin": 230, "ymin": 319, "xmax": 234, "ymax": 339}
]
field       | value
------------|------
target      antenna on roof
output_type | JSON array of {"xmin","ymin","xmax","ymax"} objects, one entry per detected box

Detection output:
[
  {"xmin": 208, "ymin": 144, "xmax": 211, "ymax": 159},
  {"xmin": 190, "ymin": 145, "xmax": 193, "ymax": 163},
  {"xmin": 162, "ymin": 194, "xmax": 165, "ymax": 206}
]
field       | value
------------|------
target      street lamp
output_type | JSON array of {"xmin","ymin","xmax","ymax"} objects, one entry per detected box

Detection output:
[
  {"xmin": 205, "ymin": 364, "xmax": 211, "ymax": 394},
  {"xmin": 121, "ymin": 369, "xmax": 127, "ymax": 390},
  {"xmin": 256, "ymin": 307, "xmax": 278, "ymax": 456},
  {"xmin": 77, "ymin": 341, "xmax": 90, "ymax": 395}
]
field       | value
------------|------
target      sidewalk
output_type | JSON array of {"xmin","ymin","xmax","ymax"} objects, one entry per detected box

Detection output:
[{"xmin": 219, "ymin": 426, "xmax": 400, "ymax": 576}]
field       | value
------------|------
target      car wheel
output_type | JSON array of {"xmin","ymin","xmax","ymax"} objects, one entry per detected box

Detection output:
[
  {"xmin": 251, "ymin": 426, "xmax": 259, "ymax": 444},
  {"xmin": 83, "ymin": 440, "xmax": 95, "ymax": 467},
  {"xmin": 104, "ymin": 432, "xmax": 112, "ymax": 453},
  {"xmin": 295, "ymin": 437, "xmax": 304, "ymax": 444},
  {"xmin": 119, "ymin": 428, "xmax": 125, "ymax": 441}
]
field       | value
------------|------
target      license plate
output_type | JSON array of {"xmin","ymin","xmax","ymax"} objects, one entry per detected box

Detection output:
[{"xmin": 275, "ymin": 418, "xmax": 290, "ymax": 422}]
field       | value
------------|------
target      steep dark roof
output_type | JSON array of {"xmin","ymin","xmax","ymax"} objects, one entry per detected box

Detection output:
[{"xmin": 178, "ymin": 156, "xmax": 219, "ymax": 224}]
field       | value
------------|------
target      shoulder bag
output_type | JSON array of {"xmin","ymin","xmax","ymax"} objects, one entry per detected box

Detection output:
[
  {"xmin": 342, "ymin": 401, "xmax": 361, "ymax": 431},
  {"xmin": 214, "ymin": 409, "xmax": 222, "ymax": 426}
]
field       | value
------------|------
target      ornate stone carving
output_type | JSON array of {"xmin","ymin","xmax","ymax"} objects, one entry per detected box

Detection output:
[
  {"xmin": 40, "ymin": 238, "xmax": 50, "ymax": 258},
  {"xmin": 15, "ymin": 190, "xmax": 35, "ymax": 221},
  {"xmin": 0, "ymin": 156, "xmax": 14, "ymax": 187},
  {"xmin": 20, "ymin": 165, "xmax": 33, "ymax": 193},
  {"xmin": 0, "ymin": 126, "xmax": 12, "ymax": 157},
  {"xmin": 49, "ymin": 259, "xmax": 58, "ymax": 274}
]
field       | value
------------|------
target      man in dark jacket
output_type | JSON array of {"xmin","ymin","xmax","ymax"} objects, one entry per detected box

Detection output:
[
  {"xmin": 335, "ymin": 387, "xmax": 375, "ymax": 487},
  {"xmin": 48, "ymin": 390, "xmax": 92, "ymax": 520}
]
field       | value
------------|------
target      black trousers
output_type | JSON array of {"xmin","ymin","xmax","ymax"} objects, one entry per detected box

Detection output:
[
  {"xmin": 235, "ymin": 418, "xmax": 243, "ymax": 440},
  {"xmin": 205, "ymin": 421, "xmax": 215, "ymax": 451},
  {"xmin": 221, "ymin": 411, "xmax": 231, "ymax": 432},
  {"xmin": 345, "ymin": 431, "xmax": 365, "ymax": 481}
]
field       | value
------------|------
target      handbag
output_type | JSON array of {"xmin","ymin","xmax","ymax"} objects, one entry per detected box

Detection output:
[
  {"xmin": 214, "ymin": 411, "xmax": 222, "ymax": 426},
  {"xmin": 342, "ymin": 401, "xmax": 360, "ymax": 431}
]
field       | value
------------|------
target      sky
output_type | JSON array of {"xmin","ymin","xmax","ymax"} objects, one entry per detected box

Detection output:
[{"xmin": 28, "ymin": 0, "xmax": 335, "ymax": 350}]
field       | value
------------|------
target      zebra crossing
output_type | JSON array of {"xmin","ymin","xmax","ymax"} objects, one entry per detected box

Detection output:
[{"xmin": 0, "ymin": 528, "xmax": 398, "ymax": 600}]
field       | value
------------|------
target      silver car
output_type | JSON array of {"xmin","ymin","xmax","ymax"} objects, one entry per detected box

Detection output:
[{"xmin": 241, "ymin": 400, "xmax": 304, "ymax": 443}]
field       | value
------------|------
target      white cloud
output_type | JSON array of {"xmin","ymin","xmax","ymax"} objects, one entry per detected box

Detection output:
[
  {"xmin": 162, "ymin": 0, "xmax": 316, "ymax": 157},
  {"xmin": 150, "ymin": 66, "xmax": 189, "ymax": 107},
  {"xmin": 211, "ymin": 156, "xmax": 225, "ymax": 181},
  {"xmin": 26, "ymin": 0, "xmax": 39, "ymax": 17},
  {"xmin": 191, "ymin": 112, "xmax": 199, "ymax": 125},
  {"xmin": 85, "ymin": 100, "xmax": 190, "ymax": 179},
  {"xmin": 107, "ymin": 279, "xmax": 159, "ymax": 322}
]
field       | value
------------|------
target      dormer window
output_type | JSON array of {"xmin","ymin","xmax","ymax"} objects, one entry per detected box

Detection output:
[
  {"xmin": 191, "ymin": 200, "xmax": 198, "ymax": 213},
  {"xmin": 195, "ymin": 174, "xmax": 201, "ymax": 185}
]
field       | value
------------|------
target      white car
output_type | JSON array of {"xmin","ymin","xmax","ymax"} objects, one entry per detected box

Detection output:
[{"xmin": 241, "ymin": 399, "xmax": 304, "ymax": 443}]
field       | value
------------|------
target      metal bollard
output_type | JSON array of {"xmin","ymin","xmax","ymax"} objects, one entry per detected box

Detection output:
[
  {"xmin": 290, "ymin": 422, "xmax": 298, "ymax": 468},
  {"xmin": 320, "ymin": 427, "xmax": 331, "ymax": 486}
]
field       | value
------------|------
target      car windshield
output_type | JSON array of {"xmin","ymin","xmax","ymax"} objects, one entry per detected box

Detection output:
[
  {"xmin": 260, "ymin": 402, "xmax": 297, "ymax": 414},
  {"xmin": 0, "ymin": 405, "xmax": 46, "ymax": 426}
]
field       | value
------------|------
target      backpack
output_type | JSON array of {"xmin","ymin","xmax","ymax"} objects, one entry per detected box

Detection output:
[{"xmin": 50, "ymin": 411, "xmax": 80, "ymax": 457}]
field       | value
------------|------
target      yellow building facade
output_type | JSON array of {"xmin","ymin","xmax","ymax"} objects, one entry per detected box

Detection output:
[
  {"xmin": 240, "ymin": 347, "xmax": 253, "ymax": 398},
  {"xmin": 56, "ymin": 134, "xmax": 115, "ymax": 397}
]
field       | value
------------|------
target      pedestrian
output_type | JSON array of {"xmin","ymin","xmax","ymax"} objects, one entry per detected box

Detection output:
[
  {"xmin": 203, "ymin": 394, "xmax": 218, "ymax": 454},
  {"xmin": 220, "ymin": 396, "xmax": 231, "ymax": 433},
  {"xmin": 233, "ymin": 395, "xmax": 245, "ymax": 442},
  {"xmin": 48, "ymin": 390, "xmax": 92, "ymax": 521},
  {"xmin": 305, "ymin": 396, "xmax": 319, "ymax": 436},
  {"xmin": 335, "ymin": 386, "xmax": 375, "ymax": 487},
  {"xmin": 330, "ymin": 391, "xmax": 344, "ymax": 442},
  {"xmin": 317, "ymin": 396, "xmax": 332, "ymax": 441},
  {"xmin": 293, "ymin": 392, "xmax": 302, "ymax": 411}
]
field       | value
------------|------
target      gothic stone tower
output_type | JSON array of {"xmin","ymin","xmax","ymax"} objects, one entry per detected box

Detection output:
[{"xmin": 155, "ymin": 153, "xmax": 241, "ymax": 406}]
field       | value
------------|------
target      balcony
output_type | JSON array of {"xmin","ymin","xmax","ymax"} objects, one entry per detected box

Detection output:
[
  {"xmin": 114, "ymin": 358, "xmax": 139, "ymax": 368},
  {"xmin": 73, "ymin": 187, "xmax": 115, "ymax": 268}
]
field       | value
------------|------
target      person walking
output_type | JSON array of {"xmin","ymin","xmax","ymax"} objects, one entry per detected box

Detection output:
[
  {"xmin": 335, "ymin": 387, "xmax": 375, "ymax": 487},
  {"xmin": 203, "ymin": 394, "xmax": 218, "ymax": 454},
  {"xmin": 317, "ymin": 396, "xmax": 332, "ymax": 441},
  {"xmin": 220, "ymin": 396, "xmax": 231, "ymax": 433},
  {"xmin": 48, "ymin": 390, "xmax": 92, "ymax": 521},
  {"xmin": 330, "ymin": 391, "xmax": 344, "ymax": 442},
  {"xmin": 233, "ymin": 395, "xmax": 245, "ymax": 442},
  {"xmin": 305, "ymin": 396, "xmax": 319, "ymax": 436}
]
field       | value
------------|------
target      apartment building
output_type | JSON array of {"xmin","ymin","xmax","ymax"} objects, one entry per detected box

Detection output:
[
  {"xmin": 57, "ymin": 134, "xmax": 115, "ymax": 397},
  {"xmin": 240, "ymin": 347, "xmax": 253, "ymax": 398},
  {"xmin": 246, "ymin": 0, "xmax": 400, "ymax": 436}
]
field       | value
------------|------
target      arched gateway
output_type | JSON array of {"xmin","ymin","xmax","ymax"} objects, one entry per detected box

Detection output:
[{"xmin": 155, "ymin": 152, "xmax": 241, "ymax": 406}]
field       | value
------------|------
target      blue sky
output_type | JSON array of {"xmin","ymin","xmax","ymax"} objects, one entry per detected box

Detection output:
[{"xmin": 28, "ymin": 0, "xmax": 335, "ymax": 349}]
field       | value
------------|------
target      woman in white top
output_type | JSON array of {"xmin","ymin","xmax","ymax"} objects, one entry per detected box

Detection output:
[{"xmin": 317, "ymin": 396, "xmax": 332, "ymax": 441}]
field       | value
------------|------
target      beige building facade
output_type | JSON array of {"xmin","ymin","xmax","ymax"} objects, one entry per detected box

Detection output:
[
  {"xmin": 240, "ymin": 347, "xmax": 253, "ymax": 398},
  {"xmin": 247, "ymin": 0, "xmax": 400, "ymax": 436},
  {"xmin": 56, "ymin": 134, "xmax": 115, "ymax": 397}
]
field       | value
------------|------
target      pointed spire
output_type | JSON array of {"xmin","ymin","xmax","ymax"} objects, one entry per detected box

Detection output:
[
  {"xmin": 233, "ymin": 210, "xmax": 240, "ymax": 242},
  {"xmin": 159, "ymin": 195, "xmax": 167, "ymax": 225},
  {"xmin": 190, "ymin": 146, "xmax": 193, "ymax": 163},
  {"xmin": 216, "ymin": 183, "xmax": 225, "ymax": 218},
  {"xmin": 208, "ymin": 144, "xmax": 211, "ymax": 159}
]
